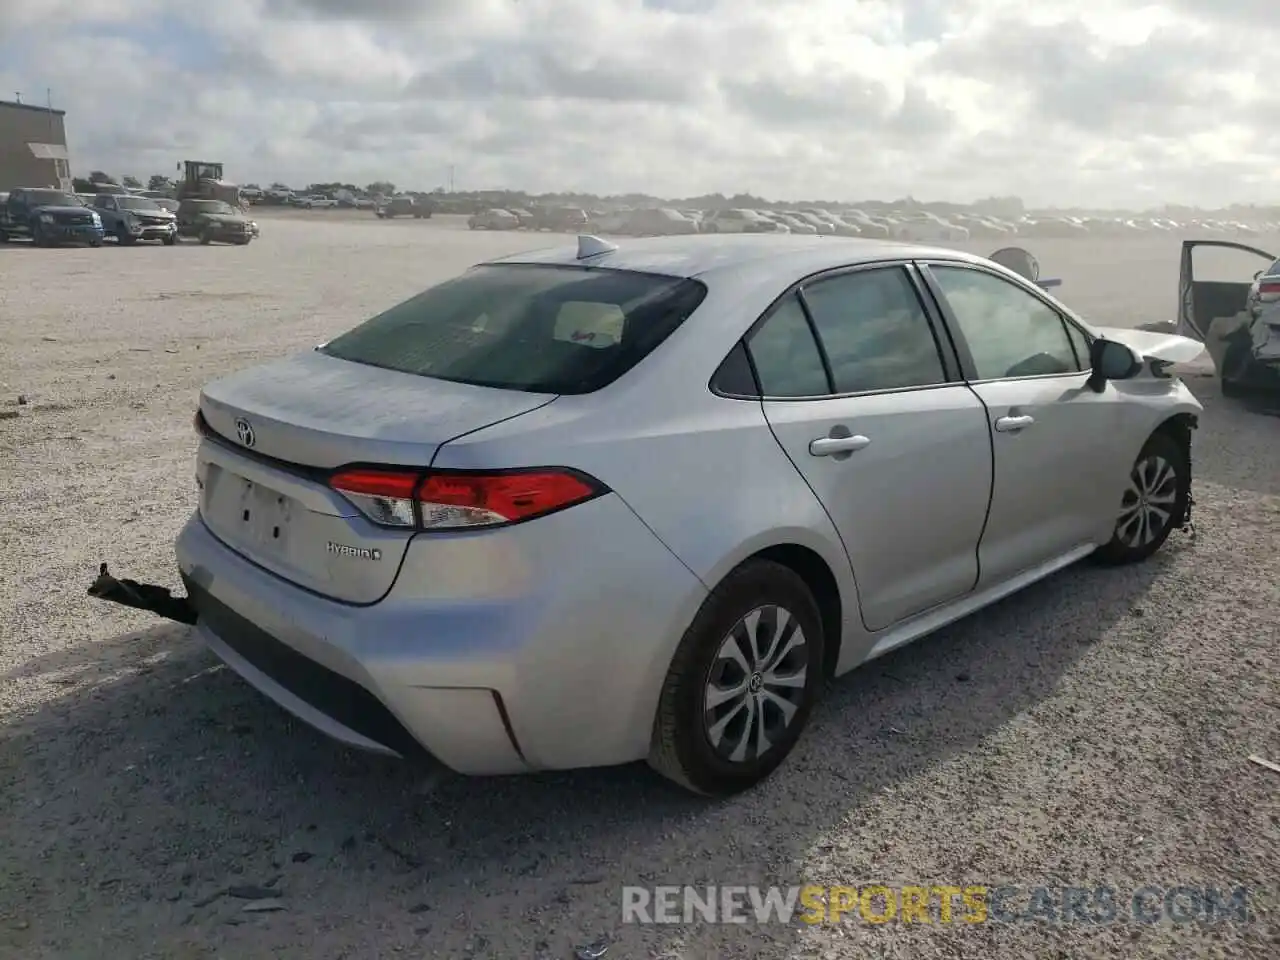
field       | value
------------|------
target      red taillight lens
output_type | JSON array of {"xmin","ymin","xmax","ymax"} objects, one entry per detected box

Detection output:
[
  {"xmin": 1258, "ymin": 280, "xmax": 1280, "ymax": 297},
  {"xmin": 329, "ymin": 468, "xmax": 420, "ymax": 528},
  {"xmin": 328, "ymin": 467, "xmax": 605, "ymax": 530},
  {"xmin": 418, "ymin": 470, "xmax": 601, "ymax": 529}
]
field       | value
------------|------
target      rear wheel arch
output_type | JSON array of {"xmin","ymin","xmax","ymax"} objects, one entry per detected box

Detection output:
[{"xmin": 728, "ymin": 543, "xmax": 844, "ymax": 680}]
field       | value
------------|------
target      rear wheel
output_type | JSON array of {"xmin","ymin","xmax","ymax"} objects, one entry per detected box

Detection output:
[
  {"xmin": 1092, "ymin": 431, "xmax": 1188, "ymax": 566},
  {"xmin": 199, "ymin": 229, "xmax": 212, "ymax": 245},
  {"xmin": 648, "ymin": 560, "xmax": 824, "ymax": 796}
]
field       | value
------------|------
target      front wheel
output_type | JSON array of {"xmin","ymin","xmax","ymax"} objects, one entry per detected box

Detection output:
[
  {"xmin": 199, "ymin": 229, "xmax": 212, "ymax": 245},
  {"xmin": 648, "ymin": 559, "xmax": 824, "ymax": 797},
  {"xmin": 1092, "ymin": 430, "xmax": 1188, "ymax": 565},
  {"xmin": 117, "ymin": 225, "xmax": 135, "ymax": 245},
  {"xmin": 162, "ymin": 234, "xmax": 177, "ymax": 246}
]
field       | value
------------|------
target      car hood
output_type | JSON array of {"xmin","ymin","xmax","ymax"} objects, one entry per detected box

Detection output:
[
  {"xmin": 198, "ymin": 213, "xmax": 248, "ymax": 224},
  {"xmin": 128, "ymin": 209, "xmax": 175, "ymax": 219},
  {"xmin": 33, "ymin": 204, "xmax": 94, "ymax": 216},
  {"xmin": 1092, "ymin": 325, "xmax": 1206, "ymax": 365}
]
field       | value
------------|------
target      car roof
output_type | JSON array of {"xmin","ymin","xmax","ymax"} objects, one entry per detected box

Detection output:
[{"xmin": 485, "ymin": 234, "xmax": 991, "ymax": 281}]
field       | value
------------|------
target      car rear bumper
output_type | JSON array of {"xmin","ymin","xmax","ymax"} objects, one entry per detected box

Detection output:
[{"xmin": 174, "ymin": 493, "xmax": 706, "ymax": 775}]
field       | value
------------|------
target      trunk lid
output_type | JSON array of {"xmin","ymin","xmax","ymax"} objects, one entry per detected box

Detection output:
[{"xmin": 196, "ymin": 350, "xmax": 555, "ymax": 602}]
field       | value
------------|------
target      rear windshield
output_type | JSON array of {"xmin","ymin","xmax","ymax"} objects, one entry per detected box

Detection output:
[{"xmin": 320, "ymin": 264, "xmax": 708, "ymax": 394}]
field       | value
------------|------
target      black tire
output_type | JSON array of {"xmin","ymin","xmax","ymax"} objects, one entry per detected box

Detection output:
[
  {"xmin": 199, "ymin": 229, "xmax": 212, "ymax": 245},
  {"xmin": 32, "ymin": 223, "xmax": 49, "ymax": 246},
  {"xmin": 0, "ymin": 230, "xmax": 9, "ymax": 243},
  {"xmin": 648, "ymin": 559, "xmax": 825, "ymax": 796},
  {"xmin": 1092, "ymin": 430, "xmax": 1188, "ymax": 566},
  {"xmin": 162, "ymin": 234, "xmax": 177, "ymax": 246},
  {"xmin": 1219, "ymin": 340, "xmax": 1252, "ymax": 398},
  {"xmin": 89, "ymin": 238, "xmax": 102, "ymax": 247},
  {"xmin": 117, "ymin": 225, "xmax": 135, "ymax": 245}
]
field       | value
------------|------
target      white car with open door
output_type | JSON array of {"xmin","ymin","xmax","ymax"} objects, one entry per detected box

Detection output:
[{"xmin": 1177, "ymin": 239, "xmax": 1280, "ymax": 396}]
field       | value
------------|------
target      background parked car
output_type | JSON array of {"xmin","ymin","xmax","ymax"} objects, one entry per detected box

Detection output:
[
  {"xmin": 175, "ymin": 198, "xmax": 254, "ymax": 245},
  {"xmin": 531, "ymin": 206, "xmax": 590, "ymax": 232},
  {"xmin": 92, "ymin": 193, "xmax": 178, "ymax": 246},
  {"xmin": 0, "ymin": 187, "xmax": 103, "ymax": 246},
  {"xmin": 701, "ymin": 209, "xmax": 777, "ymax": 233},
  {"xmin": 468, "ymin": 208, "xmax": 520, "ymax": 230},
  {"xmin": 619, "ymin": 208, "xmax": 699, "ymax": 236},
  {"xmin": 376, "ymin": 195, "xmax": 430, "ymax": 219}
]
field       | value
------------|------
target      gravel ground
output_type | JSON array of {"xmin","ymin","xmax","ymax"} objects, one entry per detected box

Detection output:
[{"xmin": 1, "ymin": 217, "xmax": 1277, "ymax": 959}]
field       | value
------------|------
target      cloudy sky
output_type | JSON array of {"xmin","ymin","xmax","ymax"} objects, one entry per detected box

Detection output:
[{"xmin": 0, "ymin": 0, "xmax": 1271, "ymax": 208}]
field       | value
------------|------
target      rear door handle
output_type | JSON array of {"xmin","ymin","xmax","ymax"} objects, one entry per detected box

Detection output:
[
  {"xmin": 809, "ymin": 435, "xmax": 872, "ymax": 456},
  {"xmin": 993, "ymin": 415, "xmax": 1035, "ymax": 432}
]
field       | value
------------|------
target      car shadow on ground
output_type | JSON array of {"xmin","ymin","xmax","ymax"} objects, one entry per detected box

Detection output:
[{"xmin": 0, "ymin": 549, "xmax": 1171, "ymax": 957}]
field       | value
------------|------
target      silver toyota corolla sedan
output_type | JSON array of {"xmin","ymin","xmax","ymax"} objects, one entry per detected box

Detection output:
[{"xmin": 130, "ymin": 234, "xmax": 1206, "ymax": 796}]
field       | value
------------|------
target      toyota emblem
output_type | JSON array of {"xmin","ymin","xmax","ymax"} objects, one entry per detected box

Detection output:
[{"xmin": 235, "ymin": 417, "xmax": 255, "ymax": 447}]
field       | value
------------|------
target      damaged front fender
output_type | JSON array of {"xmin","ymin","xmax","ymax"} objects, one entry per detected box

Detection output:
[{"xmin": 87, "ymin": 562, "xmax": 198, "ymax": 625}]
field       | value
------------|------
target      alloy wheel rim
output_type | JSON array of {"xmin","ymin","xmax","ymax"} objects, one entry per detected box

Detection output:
[
  {"xmin": 1117, "ymin": 454, "xmax": 1178, "ymax": 548},
  {"xmin": 703, "ymin": 605, "xmax": 809, "ymax": 764}
]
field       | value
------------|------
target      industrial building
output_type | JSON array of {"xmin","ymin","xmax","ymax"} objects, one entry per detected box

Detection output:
[{"xmin": 0, "ymin": 99, "xmax": 71, "ymax": 191}]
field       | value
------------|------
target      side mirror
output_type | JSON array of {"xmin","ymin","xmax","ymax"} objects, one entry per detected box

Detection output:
[{"xmin": 1087, "ymin": 338, "xmax": 1142, "ymax": 392}]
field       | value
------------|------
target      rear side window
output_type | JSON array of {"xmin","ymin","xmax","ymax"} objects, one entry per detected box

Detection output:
[
  {"xmin": 745, "ymin": 294, "xmax": 830, "ymax": 397},
  {"xmin": 801, "ymin": 267, "xmax": 948, "ymax": 393},
  {"xmin": 320, "ymin": 264, "xmax": 707, "ymax": 395}
]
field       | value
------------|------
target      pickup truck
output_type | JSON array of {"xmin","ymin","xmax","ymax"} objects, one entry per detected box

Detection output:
[
  {"xmin": 91, "ymin": 193, "xmax": 178, "ymax": 245},
  {"xmin": 0, "ymin": 187, "xmax": 104, "ymax": 246}
]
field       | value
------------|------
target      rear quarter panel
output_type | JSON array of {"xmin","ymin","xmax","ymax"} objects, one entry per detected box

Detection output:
[{"xmin": 427, "ymin": 274, "xmax": 865, "ymax": 657}]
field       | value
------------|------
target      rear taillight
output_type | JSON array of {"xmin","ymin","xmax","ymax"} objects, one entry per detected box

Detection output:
[
  {"xmin": 328, "ymin": 468, "xmax": 419, "ymax": 527},
  {"xmin": 328, "ymin": 467, "xmax": 606, "ymax": 531},
  {"xmin": 1258, "ymin": 280, "xmax": 1280, "ymax": 297}
]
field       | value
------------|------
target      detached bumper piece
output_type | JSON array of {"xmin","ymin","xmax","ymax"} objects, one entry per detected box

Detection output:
[{"xmin": 87, "ymin": 562, "xmax": 197, "ymax": 625}]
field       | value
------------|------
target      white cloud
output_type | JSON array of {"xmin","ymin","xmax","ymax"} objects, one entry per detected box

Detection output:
[{"xmin": 0, "ymin": 0, "xmax": 1272, "ymax": 207}]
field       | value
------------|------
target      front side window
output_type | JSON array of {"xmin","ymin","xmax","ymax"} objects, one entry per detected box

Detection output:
[
  {"xmin": 321, "ymin": 264, "xmax": 707, "ymax": 395},
  {"xmin": 800, "ymin": 267, "xmax": 948, "ymax": 393},
  {"xmin": 930, "ymin": 266, "xmax": 1081, "ymax": 380}
]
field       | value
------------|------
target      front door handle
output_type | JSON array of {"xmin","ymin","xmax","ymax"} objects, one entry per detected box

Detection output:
[
  {"xmin": 809, "ymin": 435, "xmax": 871, "ymax": 456},
  {"xmin": 993, "ymin": 415, "xmax": 1035, "ymax": 432}
]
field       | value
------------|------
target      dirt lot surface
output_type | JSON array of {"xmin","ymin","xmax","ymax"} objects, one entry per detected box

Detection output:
[{"xmin": 1, "ymin": 218, "xmax": 1277, "ymax": 960}]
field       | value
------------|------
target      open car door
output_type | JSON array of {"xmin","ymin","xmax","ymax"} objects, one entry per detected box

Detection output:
[{"xmin": 1177, "ymin": 239, "xmax": 1275, "ymax": 343}]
